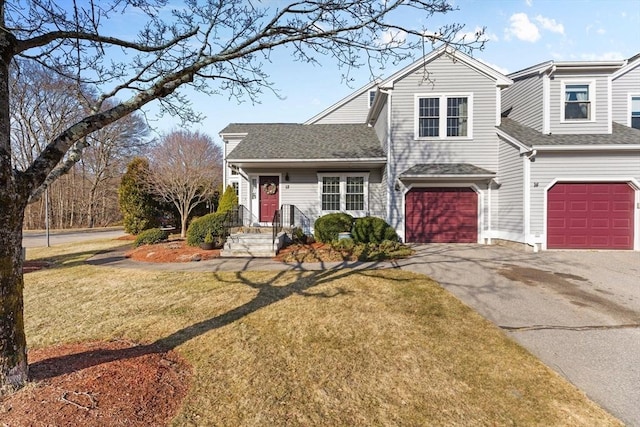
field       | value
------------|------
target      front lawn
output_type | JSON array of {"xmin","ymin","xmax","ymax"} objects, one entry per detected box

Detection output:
[{"xmin": 17, "ymin": 240, "xmax": 621, "ymax": 426}]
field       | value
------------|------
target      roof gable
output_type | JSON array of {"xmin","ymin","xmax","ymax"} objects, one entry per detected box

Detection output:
[
  {"xmin": 304, "ymin": 80, "xmax": 379, "ymax": 125},
  {"xmin": 379, "ymin": 45, "xmax": 513, "ymax": 89},
  {"xmin": 612, "ymin": 53, "xmax": 640, "ymax": 80}
]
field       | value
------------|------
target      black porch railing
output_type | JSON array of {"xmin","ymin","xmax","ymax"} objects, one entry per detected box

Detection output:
[{"xmin": 272, "ymin": 204, "xmax": 311, "ymax": 244}]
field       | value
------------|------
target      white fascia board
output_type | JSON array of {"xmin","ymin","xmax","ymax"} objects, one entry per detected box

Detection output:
[
  {"xmin": 228, "ymin": 157, "xmax": 387, "ymax": 164},
  {"xmin": 509, "ymin": 60, "xmax": 625, "ymax": 80},
  {"xmin": 400, "ymin": 174, "xmax": 495, "ymax": 180},
  {"xmin": 612, "ymin": 56, "xmax": 640, "ymax": 80},
  {"xmin": 219, "ymin": 132, "xmax": 248, "ymax": 139},
  {"xmin": 496, "ymin": 128, "xmax": 533, "ymax": 153},
  {"xmin": 532, "ymin": 144, "xmax": 640, "ymax": 151},
  {"xmin": 380, "ymin": 45, "xmax": 512, "ymax": 88}
]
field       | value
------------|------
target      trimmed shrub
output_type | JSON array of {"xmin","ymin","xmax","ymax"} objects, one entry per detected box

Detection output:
[
  {"xmin": 313, "ymin": 212, "xmax": 354, "ymax": 243},
  {"xmin": 352, "ymin": 216, "xmax": 398, "ymax": 244},
  {"xmin": 216, "ymin": 185, "xmax": 238, "ymax": 214},
  {"xmin": 133, "ymin": 228, "xmax": 169, "ymax": 247},
  {"xmin": 186, "ymin": 212, "xmax": 228, "ymax": 246}
]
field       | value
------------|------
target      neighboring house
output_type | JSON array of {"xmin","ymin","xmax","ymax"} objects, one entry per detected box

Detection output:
[{"xmin": 220, "ymin": 45, "xmax": 640, "ymax": 250}]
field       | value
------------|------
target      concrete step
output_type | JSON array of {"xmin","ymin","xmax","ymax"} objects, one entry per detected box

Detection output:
[{"xmin": 221, "ymin": 232, "xmax": 281, "ymax": 258}]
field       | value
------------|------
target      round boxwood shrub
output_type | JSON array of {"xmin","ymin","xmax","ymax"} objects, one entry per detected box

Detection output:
[
  {"xmin": 351, "ymin": 216, "xmax": 398, "ymax": 244},
  {"xmin": 186, "ymin": 212, "xmax": 228, "ymax": 246},
  {"xmin": 313, "ymin": 212, "xmax": 354, "ymax": 243},
  {"xmin": 134, "ymin": 228, "xmax": 169, "ymax": 247}
]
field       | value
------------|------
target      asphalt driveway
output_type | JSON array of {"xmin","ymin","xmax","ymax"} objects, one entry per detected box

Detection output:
[{"xmin": 394, "ymin": 244, "xmax": 640, "ymax": 426}]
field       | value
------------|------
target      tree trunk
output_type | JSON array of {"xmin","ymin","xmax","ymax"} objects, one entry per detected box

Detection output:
[{"xmin": 0, "ymin": 201, "xmax": 28, "ymax": 395}]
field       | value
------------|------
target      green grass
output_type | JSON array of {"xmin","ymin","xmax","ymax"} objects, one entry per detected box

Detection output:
[{"xmin": 23, "ymin": 240, "xmax": 621, "ymax": 426}]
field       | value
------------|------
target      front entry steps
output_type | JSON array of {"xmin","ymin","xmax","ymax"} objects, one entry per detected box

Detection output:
[{"xmin": 220, "ymin": 229, "xmax": 287, "ymax": 258}]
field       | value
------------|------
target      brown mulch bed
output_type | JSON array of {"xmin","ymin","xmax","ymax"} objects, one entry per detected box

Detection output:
[
  {"xmin": 0, "ymin": 340, "xmax": 191, "ymax": 427},
  {"xmin": 125, "ymin": 240, "xmax": 220, "ymax": 263}
]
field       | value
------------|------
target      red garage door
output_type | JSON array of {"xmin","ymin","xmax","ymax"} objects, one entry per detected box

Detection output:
[
  {"xmin": 405, "ymin": 188, "xmax": 478, "ymax": 243},
  {"xmin": 547, "ymin": 183, "xmax": 634, "ymax": 249}
]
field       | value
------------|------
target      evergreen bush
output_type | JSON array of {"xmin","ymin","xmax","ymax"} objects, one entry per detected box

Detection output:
[
  {"xmin": 351, "ymin": 216, "xmax": 398, "ymax": 244},
  {"xmin": 186, "ymin": 212, "xmax": 228, "ymax": 246},
  {"xmin": 133, "ymin": 228, "xmax": 169, "ymax": 247},
  {"xmin": 216, "ymin": 185, "xmax": 238, "ymax": 213},
  {"xmin": 313, "ymin": 212, "xmax": 354, "ymax": 243}
]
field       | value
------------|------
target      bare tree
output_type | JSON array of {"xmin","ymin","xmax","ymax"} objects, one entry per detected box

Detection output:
[
  {"xmin": 147, "ymin": 130, "xmax": 222, "ymax": 237},
  {"xmin": 0, "ymin": 0, "xmax": 484, "ymax": 393}
]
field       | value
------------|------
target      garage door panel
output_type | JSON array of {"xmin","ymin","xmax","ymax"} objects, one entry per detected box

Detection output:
[
  {"xmin": 406, "ymin": 188, "xmax": 477, "ymax": 243},
  {"xmin": 547, "ymin": 183, "xmax": 634, "ymax": 250}
]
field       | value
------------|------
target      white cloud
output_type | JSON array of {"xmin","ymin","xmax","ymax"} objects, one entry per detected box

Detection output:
[
  {"xmin": 525, "ymin": 0, "xmax": 533, "ymax": 6},
  {"xmin": 379, "ymin": 29, "xmax": 407, "ymax": 47},
  {"xmin": 477, "ymin": 58, "xmax": 510, "ymax": 75},
  {"xmin": 580, "ymin": 51, "xmax": 625, "ymax": 61},
  {"xmin": 506, "ymin": 13, "xmax": 540, "ymax": 42},
  {"xmin": 597, "ymin": 28, "xmax": 606, "ymax": 35},
  {"xmin": 535, "ymin": 15, "xmax": 564, "ymax": 34},
  {"xmin": 455, "ymin": 27, "xmax": 497, "ymax": 43}
]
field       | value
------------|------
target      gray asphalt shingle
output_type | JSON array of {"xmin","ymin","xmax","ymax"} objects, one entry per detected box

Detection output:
[
  {"xmin": 498, "ymin": 117, "xmax": 640, "ymax": 146},
  {"xmin": 400, "ymin": 163, "xmax": 495, "ymax": 176},
  {"xmin": 222, "ymin": 123, "xmax": 385, "ymax": 160}
]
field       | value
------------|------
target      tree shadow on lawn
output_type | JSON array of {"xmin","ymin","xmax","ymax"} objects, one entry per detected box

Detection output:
[{"xmin": 29, "ymin": 259, "xmax": 407, "ymax": 381}]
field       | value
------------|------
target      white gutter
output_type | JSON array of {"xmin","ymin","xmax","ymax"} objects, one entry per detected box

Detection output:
[
  {"xmin": 227, "ymin": 157, "xmax": 387, "ymax": 163},
  {"xmin": 532, "ymin": 144, "xmax": 640, "ymax": 151}
]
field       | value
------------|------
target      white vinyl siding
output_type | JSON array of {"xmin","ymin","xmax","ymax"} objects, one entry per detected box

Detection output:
[
  {"xmin": 550, "ymin": 74, "xmax": 609, "ymax": 134},
  {"xmin": 496, "ymin": 138, "xmax": 525, "ymax": 241},
  {"xmin": 501, "ymin": 74, "xmax": 544, "ymax": 132},
  {"xmin": 528, "ymin": 152, "xmax": 640, "ymax": 237},
  {"xmin": 612, "ymin": 63, "xmax": 640, "ymax": 127},
  {"xmin": 312, "ymin": 89, "xmax": 373, "ymax": 124}
]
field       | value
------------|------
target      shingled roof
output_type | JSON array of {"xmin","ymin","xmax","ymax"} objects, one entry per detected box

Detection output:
[
  {"xmin": 400, "ymin": 163, "xmax": 495, "ymax": 178},
  {"xmin": 498, "ymin": 118, "xmax": 640, "ymax": 147},
  {"xmin": 221, "ymin": 123, "xmax": 385, "ymax": 160}
]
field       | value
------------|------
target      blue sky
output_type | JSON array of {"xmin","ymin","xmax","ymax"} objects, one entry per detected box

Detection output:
[{"xmin": 133, "ymin": 0, "xmax": 640, "ymax": 142}]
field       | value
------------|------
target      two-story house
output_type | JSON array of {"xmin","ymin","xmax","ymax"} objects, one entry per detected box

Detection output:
[{"xmin": 220, "ymin": 45, "xmax": 640, "ymax": 251}]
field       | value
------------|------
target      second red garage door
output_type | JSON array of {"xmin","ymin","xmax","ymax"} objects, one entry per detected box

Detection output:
[
  {"xmin": 405, "ymin": 187, "xmax": 478, "ymax": 243},
  {"xmin": 547, "ymin": 182, "xmax": 634, "ymax": 249}
]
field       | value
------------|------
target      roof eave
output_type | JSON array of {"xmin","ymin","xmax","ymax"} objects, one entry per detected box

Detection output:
[
  {"xmin": 532, "ymin": 144, "xmax": 640, "ymax": 151},
  {"xmin": 400, "ymin": 174, "xmax": 495, "ymax": 180}
]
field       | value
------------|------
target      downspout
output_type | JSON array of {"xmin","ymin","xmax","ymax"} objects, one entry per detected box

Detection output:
[
  {"xmin": 523, "ymin": 149, "xmax": 537, "ymax": 251},
  {"xmin": 487, "ymin": 180, "xmax": 492, "ymax": 244},
  {"xmin": 541, "ymin": 65, "xmax": 555, "ymax": 134},
  {"xmin": 380, "ymin": 88, "xmax": 394, "ymax": 231}
]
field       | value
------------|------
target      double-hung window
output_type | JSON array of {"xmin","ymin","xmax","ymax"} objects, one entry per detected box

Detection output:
[
  {"xmin": 319, "ymin": 173, "xmax": 369, "ymax": 215},
  {"xmin": 415, "ymin": 94, "xmax": 472, "ymax": 139},
  {"xmin": 562, "ymin": 81, "xmax": 595, "ymax": 121},
  {"xmin": 631, "ymin": 95, "xmax": 640, "ymax": 130}
]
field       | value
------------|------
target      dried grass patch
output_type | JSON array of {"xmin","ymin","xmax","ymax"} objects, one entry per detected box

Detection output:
[{"xmin": 20, "ymin": 241, "xmax": 621, "ymax": 426}]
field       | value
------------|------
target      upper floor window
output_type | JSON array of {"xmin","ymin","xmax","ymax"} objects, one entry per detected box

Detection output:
[
  {"xmin": 631, "ymin": 96, "xmax": 640, "ymax": 130},
  {"xmin": 415, "ymin": 94, "xmax": 472, "ymax": 139},
  {"xmin": 318, "ymin": 173, "xmax": 369, "ymax": 214},
  {"xmin": 368, "ymin": 90, "xmax": 377, "ymax": 108},
  {"xmin": 561, "ymin": 81, "xmax": 595, "ymax": 122}
]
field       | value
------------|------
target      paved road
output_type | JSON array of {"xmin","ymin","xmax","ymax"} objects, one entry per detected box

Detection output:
[
  {"xmin": 395, "ymin": 244, "xmax": 640, "ymax": 427},
  {"xmin": 22, "ymin": 228, "xmax": 127, "ymax": 248}
]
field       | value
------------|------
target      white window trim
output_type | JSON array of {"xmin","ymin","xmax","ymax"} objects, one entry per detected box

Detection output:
[
  {"xmin": 317, "ymin": 172, "xmax": 369, "ymax": 216},
  {"xmin": 368, "ymin": 89, "xmax": 377, "ymax": 108},
  {"xmin": 560, "ymin": 80, "xmax": 596, "ymax": 123},
  {"xmin": 414, "ymin": 93, "xmax": 473, "ymax": 140},
  {"xmin": 629, "ymin": 94, "xmax": 640, "ymax": 129}
]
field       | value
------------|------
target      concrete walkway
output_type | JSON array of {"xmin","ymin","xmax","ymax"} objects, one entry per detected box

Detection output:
[{"xmin": 88, "ymin": 243, "xmax": 640, "ymax": 426}]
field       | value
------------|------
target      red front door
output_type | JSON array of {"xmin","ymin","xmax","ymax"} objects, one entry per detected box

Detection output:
[{"xmin": 259, "ymin": 176, "xmax": 279, "ymax": 222}]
